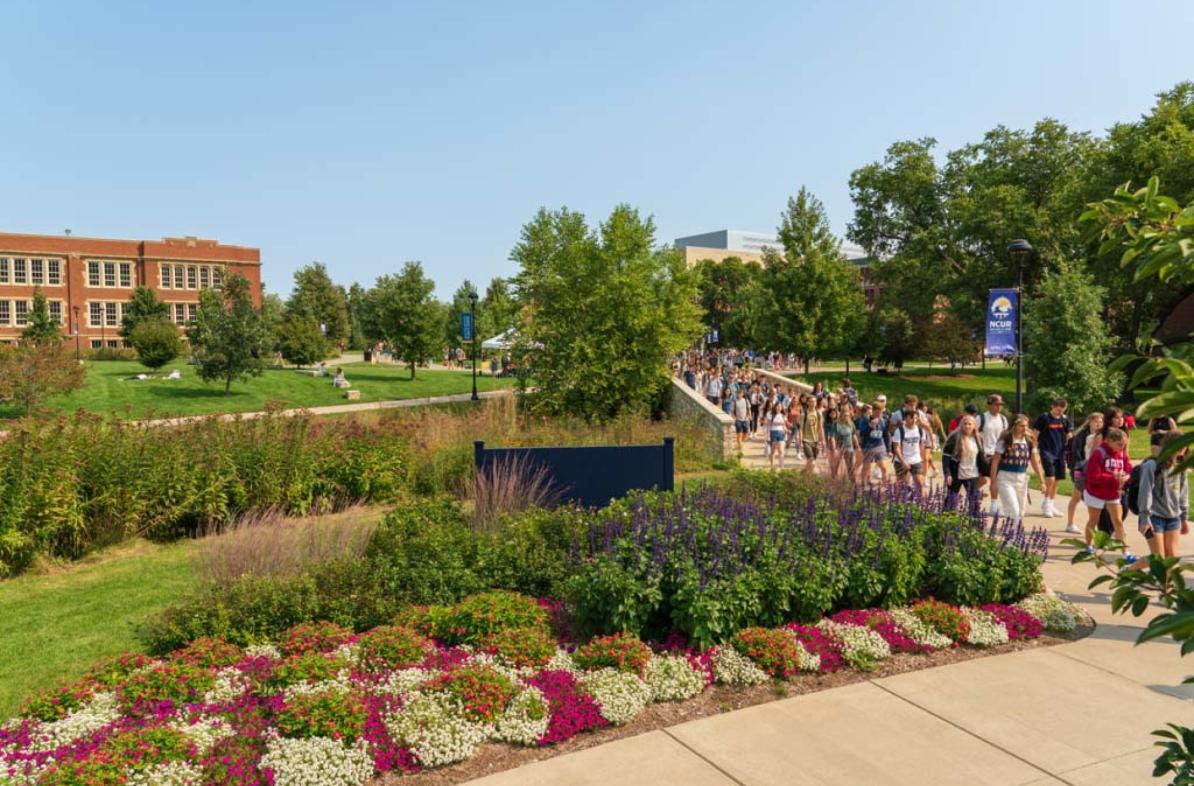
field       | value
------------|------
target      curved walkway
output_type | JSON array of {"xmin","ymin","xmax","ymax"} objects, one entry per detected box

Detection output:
[{"xmin": 465, "ymin": 499, "xmax": 1194, "ymax": 786}]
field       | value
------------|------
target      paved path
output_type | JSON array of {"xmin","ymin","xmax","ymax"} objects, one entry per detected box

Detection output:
[{"xmin": 465, "ymin": 498, "xmax": 1194, "ymax": 786}]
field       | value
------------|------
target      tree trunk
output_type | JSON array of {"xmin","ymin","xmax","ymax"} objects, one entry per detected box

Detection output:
[
  {"xmin": 225, "ymin": 376, "xmax": 232, "ymax": 394},
  {"xmin": 409, "ymin": 360, "xmax": 416, "ymax": 380}
]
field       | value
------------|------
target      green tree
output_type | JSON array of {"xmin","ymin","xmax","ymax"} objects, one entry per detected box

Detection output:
[
  {"xmin": 360, "ymin": 262, "xmax": 442, "ymax": 380},
  {"xmin": 277, "ymin": 315, "xmax": 327, "ymax": 367},
  {"xmin": 511, "ymin": 204, "xmax": 702, "ymax": 421},
  {"xmin": 119, "ymin": 287, "xmax": 170, "ymax": 340},
  {"xmin": 21, "ymin": 288, "xmax": 62, "ymax": 345},
  {"xmin": 259, "ymin": 292, "xmax": 285, "ymax": 354},
  {"xmin": 877, "ymin": 308, "xmax": 915, "ymax": 371},
  {"xmin": 0, "ymin": 341, "xmax": 85, "ymax": 414},
  {"xmin": 757, "ymin": 189, "xmax": 866, "ymax": 369},
  {"xmin": 694, "ymin": 256, "xmax": 764, "ymax": 349},
  {"xmin": 186, "ymin": 275, "xmax": 271, "ymax": 394},
  {"xmin": 444, "ymin": 280, "xmax": 479, "ymax": 353},
  {"xmin": 286, "ymin": 262, "xmax": 349, "ymax": 350},
  {"xmin": 128, "ymin": 317, "xmax": 183, "ymax": 371},
  {"xmin": 1023, "ymin": 264, "xmax": 1121, "ymax": 413},
  {"xmin": 346, "ymin": 283, "xmax": 367, "ymax": 351},
  {"xmin": 479, "ymin": 276, "xmax": 517, "ymax": 340}
]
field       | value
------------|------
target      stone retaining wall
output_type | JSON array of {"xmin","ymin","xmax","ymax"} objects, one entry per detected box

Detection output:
[
  {"xmin": 667, "ymin": 377, "xmax": 735, "ymax": 462},
  {"xmin": 754, "ymin": 368, "xmax": 814, "ymax": 394}
]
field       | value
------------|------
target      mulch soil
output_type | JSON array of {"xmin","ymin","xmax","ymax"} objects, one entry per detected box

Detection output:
[{"xmin": 375, "ymin": 613, "xmax": 1095, "ymax": 785}]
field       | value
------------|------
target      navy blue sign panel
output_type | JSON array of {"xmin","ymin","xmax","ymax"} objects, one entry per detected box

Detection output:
[
  {"xmin": 473, "ymin": 439, "xmax": 674, "ymax": 509},
  {"xmin": 461, "ymin": 312, "xmax": 474, "ymax": 341},
  {"xmin": 984, "ymin": 288, "xmax": 1017, "ymax": 357}
]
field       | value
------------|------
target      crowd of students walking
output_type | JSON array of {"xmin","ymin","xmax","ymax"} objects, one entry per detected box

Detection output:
[{"xmin": 678, "ymin": 351, "xmax": 1188, "ymax": 566}]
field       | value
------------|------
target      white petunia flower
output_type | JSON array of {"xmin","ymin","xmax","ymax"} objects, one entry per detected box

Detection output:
[
  {"xmin": 491, "ymin": 687, "xmax": 550, "ymax": 746},
  {"xmin": 578, "ymin": 669, "xmax": 651, "ymax": 726},
  {"xmin": 244, "ymin": 643, "xmax": 283, "ymax": 661},
  {"xmin": 203, "ymin": 667, "xmax": 250, "ymax": 705},
  {"xmin": 962, "ymin": 607, "xmax": 1010, "ymax": 647},
  {"xmin": 1016, "ymin": 593, "xmax": 1079, "ymax": 632},
  {"xmin": 258, "ymin": 736, "xmax": 374, "ymax": 786},
  {"xmin": 818, "ymin": 620, "xmax": 891, "ymax": 670},
  {"xmin": 711, "ymin": 647, "xmax": 769, "ymax": 686},
  {"xmin": 890, "ymin": 609, "xmax": 954, "ymax": 650},
  {"xmin": 171, "ymin": 714, "xmax": 235, "ymax": 756},
  {"xmin": 124, "ymin": 760, "xmax": 203, "ymax": 786},
  {"xmin": 644, "ymin": 655, "xmax": 706, "ymax": 701},
  {"xmin": 26, "ymin": 692, "xmax": 120, "ymax": 752},
  {"xmin": 385, "ymin": 692, "xmax": 488, "ymax": 768},
  {"xmin": 545, "ymin": 648, "xmax": 579, "ymax": 674}
]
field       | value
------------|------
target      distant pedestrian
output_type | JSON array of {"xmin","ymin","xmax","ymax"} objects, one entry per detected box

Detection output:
[
  {"xmin": 767, "ymin": 403, "xmax": 788, "ymax": 471},
  {"xmin": 733, "ymin": 388, "xmax": 750, "ymax": 454}
]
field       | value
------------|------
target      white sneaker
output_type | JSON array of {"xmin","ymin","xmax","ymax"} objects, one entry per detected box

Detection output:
[
  {"xmin": 1042, "ymin": 499, "xmax": 1054, "ymax": 518},
  {"xmin": 1064, "ymin": 523, "xmax": 1080, "ymax": 534}
]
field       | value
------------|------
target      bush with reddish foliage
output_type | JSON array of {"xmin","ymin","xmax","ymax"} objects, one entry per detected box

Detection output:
[
  {"xmin": 117, "ymin": 662, "xmax": 215, "ymax": 712},
  {"xmin": 355, "ymin": 625, "xmax": 432, "ymax": 671},
  {"xmin": 268, "ymin": 651, "xmax": 350, "ymax": 689},
  {"xmin": 172, "ymin": 636, "xmax": 243, "ymax": 668},
  {"xmin": 525, "ymin": 669, "xmax": 608, "ymax": 745},
  {"xmin": 572, "ymin": 632, "xmax": 652, "ymax": 675},
  {"xmin": 276, "ymin": 690, "xmax": 368, "ymax": 743},
  {"xmin": 830, "ymin": 609, "xmax": 933, "ymax": 654},
  {"xmin": 784, "ymin": 623, "xmax": 845, "ymax": 673},
  {"xmin": 481, "ymin": 625, "xmax": 557, "ymax": 668},
  {"xmin": 731, "ymin": 627, "xmax": 805, "ymax": 678},
  {"xmin": 433, "ymin": 591, "xmax": 550, "ymax": 645},
  {"xmin": 910, "ymin": 598, "xmax": 971, "ymax": 642},
  {"xmin": 19, "ymin": 680, "xmax": 95, "ymax": 722},
  {"xmin": 84, "ymin": 652, "xmax": 155, "ymax": 690},
  {"xmin": 980, "ymin": 603, "xmax": 1043, "ymax": 639},
  {"xmin": 427, "ymin": 664, "xmax": 517, "ymax": 723},
  {"xmin": 281, "ymin": 621, "xmax": 353, "ymax": 656}
]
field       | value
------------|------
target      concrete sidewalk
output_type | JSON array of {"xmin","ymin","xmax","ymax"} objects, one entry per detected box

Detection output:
[{"xmin": 466, "ymin": 498, "xmax": 1194, "ymax": 786}]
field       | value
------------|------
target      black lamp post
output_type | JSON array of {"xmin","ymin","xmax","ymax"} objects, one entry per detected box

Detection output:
[
  {"xmin": 72, "ymin": 305, "xmax": 81, "ymax": 361},
  {"xmin": 1007, "ymin": 239, "xmax": 1033, "ymax": 415},
  {"xmin": 469, "ymin": 291, "xmax": 479, "ymax": 401}
]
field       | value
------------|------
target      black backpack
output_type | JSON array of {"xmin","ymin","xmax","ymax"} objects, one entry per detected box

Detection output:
[{"xmin": 1123, "ymin": 458, "xmax": 1155, "ymax": 515}]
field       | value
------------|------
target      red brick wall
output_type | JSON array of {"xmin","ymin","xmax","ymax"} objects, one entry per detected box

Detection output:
[{"xmin": 0, "ymin": 232, "xmax": 262, "ymax": 344}]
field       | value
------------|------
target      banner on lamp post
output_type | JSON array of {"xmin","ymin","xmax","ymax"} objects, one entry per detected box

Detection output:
[
  {"xmin": 460, "ymin": 312, "xmax": 474, "ymax": 341},
  {"xmin": 984, "ymin": 288, "xmax": 1017, "ymax": 357}
]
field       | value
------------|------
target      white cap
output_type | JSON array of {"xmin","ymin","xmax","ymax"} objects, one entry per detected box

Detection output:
[{"xmin": 876, "ymin": 394, "xmax": 887, "ymax": 402}]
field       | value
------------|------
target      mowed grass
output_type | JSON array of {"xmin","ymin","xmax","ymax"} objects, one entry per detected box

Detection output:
[
  {"xmin": 0, "ymin": 540, "xmax": 200, "ymax": 718},
  {"xmin": 787, "ymin": 366, "xmax": 1017, "ymax": 419},
  {"xmin": 0, "ymin": 360, "xmax": 514, "ymax": 420}
]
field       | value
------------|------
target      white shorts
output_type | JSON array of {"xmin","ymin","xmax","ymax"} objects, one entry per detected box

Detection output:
[{"xmin": 1083, "ymin": 490, "xmax": 1119, "ymax": 510}]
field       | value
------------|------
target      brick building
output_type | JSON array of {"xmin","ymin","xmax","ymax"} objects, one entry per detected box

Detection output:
[{"xmin": 0, "ymin": 232, "xmax": 261, "ymax": 347}]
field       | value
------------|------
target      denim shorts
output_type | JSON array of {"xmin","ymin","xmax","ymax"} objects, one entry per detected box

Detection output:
[{"xmin": 1150, "ymin": 515, "xmax": 1182, "ymax": 534}]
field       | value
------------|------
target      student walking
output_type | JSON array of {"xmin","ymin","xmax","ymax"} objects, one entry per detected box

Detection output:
[
  {"xmin": 1083, "ymin": 426, "xmax": 1135, "ymax": 561},
  {"xmin": 988, "ymin": 415, "xmax": 1046, "ymax": 524},
  {"xmin": 978, "ymin": 395, "xmax": 1009, "ymax": 512},
  {"xmin": 1065, "ymin": 412, "xmax": 1104, "ymax": 534},
  {"xmin": 827, "ymin": 405, "xmax": 859, "ymax": 480},
  {"xmin": 860, "ymin": 399, "xmax": 892, "ymax": 487},
  {"xmin": 943, "ymin": 414, "xmax": 982, "ymax": 499},
  {"xmin": 766, "ymin": 403, "xmax": 789, "ymax": 471},
  {"xmin": 1032, "ymin": 398, "xmax": 1071, "ymax": 518},
  {"xmin": 733, "ymin": 388, "xmax": 750, "ymax": 455},
  {"xmin": 891, "ymin": 403, "xmax": 928, "ymax": 493},
  {"xmin": 1136, "ymin": 431, "xmax": 1189, "ymax": 560},
  {"xmin": 801, "ymin": 397, "xmax": 823, "ymax": 473}
]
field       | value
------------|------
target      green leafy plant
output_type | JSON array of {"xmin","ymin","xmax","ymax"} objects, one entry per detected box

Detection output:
[
  {"xmin": 909, "ymin": 599, "xmax": 970, "ymax": 643},
  {"xmin": 572, "ymin": 632, "xmax": 652, "ymax": 675},
  {"xmin": 481, "ymin": 625, "xmax": 557, "ymax": 668},
  {"xmin": 276, "ymin": 690, "xmax": 367, "ymax": 742},
  {"xmin": 354, "ymin": 625, "xmax": 432, "ymax": 671},
  {"xmin": 427, "ymin": 663, "xmax": 517, "ymax": 723}
]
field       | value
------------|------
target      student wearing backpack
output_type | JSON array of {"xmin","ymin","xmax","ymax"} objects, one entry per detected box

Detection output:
[
  {"xmin": 978, "ymin": 395, "xmax": 1009, "ymax": 510},
  {"xmin": 860, "ymin": 398, "xmax": 892, "ymax": 487},
  {"xmin": 801, "ymin": 396, "xmax": 823, "ymax": 473},
  {"xmin": 988, "ymin": 415, "xmax": 1046, "ymax": 524},
  {"xmin": 891, "ymin": 405, "xmax": 928, "ymax": 493},
  {"xmin": 1032, "ymin": 398, "xmax": 1072, "ymax": 519},
  {"xmin": 1065, "ymin": 412, "xmax": 1104, "ymax": 534},
  {"xmin": 1083, "ymin": 426, "xmax": 1135, "ymax": 561},
  {"xmin": 1135, "ymin": 431, "xmax": 1189, "ymax": 560}
]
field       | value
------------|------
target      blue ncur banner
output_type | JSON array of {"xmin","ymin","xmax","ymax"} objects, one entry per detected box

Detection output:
[
  {"xmin": 984, "ymin": 288, "xmax": 1018, "ymax": 357},
  {"xmin": 460, "ymin": 312, "xmax": 474, "ymax": 341}
]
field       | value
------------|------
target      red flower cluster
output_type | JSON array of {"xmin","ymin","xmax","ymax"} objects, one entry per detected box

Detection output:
[{"xmin": 573, "ymin": 633, "xmax": 652, "ymax": 675}]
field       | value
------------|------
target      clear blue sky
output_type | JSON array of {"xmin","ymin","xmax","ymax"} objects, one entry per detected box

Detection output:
[{"xmin": 2, "ymin": 1, "xmax": 1191, "ymax": 299}]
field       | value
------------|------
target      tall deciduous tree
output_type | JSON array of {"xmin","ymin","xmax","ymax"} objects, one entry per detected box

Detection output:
[
  {"xmin": 694, "ymin": 256, "xmax": 764, "ymax": 349},
  {"xmin": 187, "ymin": 275, "xmax": 271, "ymax": 394},
  {"xmin": 277, "ymin": 315, "xmax": 327, "ymax": 367},
  {"xmin": 511, "ymin": 204, "xmax": 702, "ymax": 421},
  {"xmin": 360, "ymin": 262, "xmax": 442, "ymax": 380},
  {"xmin": 479, "ymin": 277, "xmax": 517, "ymax": 340},
  {"xmin": 756, "ymin": 189, "xmax": 866, "ymax": 369},
  {"xmin": 286, "ymin": 262, "xmax": 349, "ymax": 349},
  {"xmin": 346, "ymin": 282, "xmax": 367, "ymax": 351},
  {"xmin": 444, "ymin": 280, "xmax": 480, "ymax": 352},
  {"xmin": 120, "ymin": 287, "xmax": 170, "ymax": 340},
  {"xmin": 1023, "ymin": 263, "xmax": 1121, "ymax": 414},
  {"xmin": 22, "ymin": 288, "xmax": 62, "ymax": 345}
]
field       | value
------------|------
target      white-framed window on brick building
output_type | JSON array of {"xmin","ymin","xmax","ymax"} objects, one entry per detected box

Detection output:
[
  {"xmin": 47, "ymin": 259, "xmax": 61, "ymax": 286},
  {"xmin": 213, "ymin": 266, "xmax": 224, "ymax": 288},
  {"xmin": 173, "ymin": 303, "xmax": 186, "ymax": 325},
  {"xmin": 14, "ymin": 300, "xmax": 29, "ymax": 326},
  {"xmin": 187, "ymin": 266, "xmax": 197, "ymax": 289},
  {"xmin": 173, "ymin": 265, "xmax": 184, "ymax": 289},
  {"xmin": 199, "ymin": 266, "xmax": 210, "ymax": 289},
  {"xmin": 159, "ymin": 264, "xmax": 170, "ymax": 288},
  {"xmin": 103, "ymin": 262, "xmax": 116, "ymax": 287},
  {"xmin": 13, "ymin": 258, "xmax": 27, "ymax": 284},
  {"xmin": 0, "ymin": 300, "xmax": 9, "ymax": 325},
  {"xmin": 0, "ymin": 259, "xmax": 8, "ymax": 284},
  {"xmin": 119, "ymin": 263, "xmax": 132, "ymax": 288},
  {"xmin": 187, "ymin": 303, "xmax": 198, "ymax": 322},
  {"xmin": 87, "ymin": 261, "xmax": 100, "ymax": 287},
  {"xmin": 105, "ymin": 302, "xmax": 118, "ymax": 327},
  {"xmin": 48, "ymin": 300, "xmax": 62, "ymax": 325},
  {"xmin": 88, "ymin": 302, "xmax": 102, "ymax": 327},
  {"xmin": 30, "ymin": 259, "xmax": 44, "ymax": 285}
]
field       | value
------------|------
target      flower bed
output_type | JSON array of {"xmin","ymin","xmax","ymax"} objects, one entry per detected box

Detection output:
[{"xmin": 0, "ymin": 590, "xmax": 1066, "ymax": 785}]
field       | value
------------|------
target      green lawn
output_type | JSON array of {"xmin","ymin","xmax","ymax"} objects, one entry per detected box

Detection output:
[
  {"xmin": 1, "ymin": 361, "xmax": 514, "ymax": 420},
  {"xmin": 0, "ymin": 540, "xmax": 200, "ymax": 718},
  {"xmin": 788, "ymin": 366, "xmax": 1016, "ymax": 420}
]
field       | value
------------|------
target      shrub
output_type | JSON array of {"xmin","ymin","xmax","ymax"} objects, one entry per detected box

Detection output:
[
  {"xmin": 172, "ymin": 636, "xmax": 243, "ymax": 668},
  {"xmin": 269, "ymin": 651, "xmax": 350, "ymax": 690},
  {"xmin": 481, "ymin": 625, "xmax": 557, "ymax": 669},
  {"xmin": 731, "ymin": 627, "xmax": 807, "ymax": 679},
  {"xmin": 355, "ymin": 626, "xmax": 433, "ymax": 671},
  {"xmin": 427, "ymin": 663, "xmax": 517, "ymax": 723},
  {"xmin": 910, "ymin": 599, "xmax": 971, "ymax": 643},
  {"xmin": 573, "ymin": 632, "xmax": 652, "ymax": 675},
  {"xmin": 276, "ymin": 690, "xmax": 368, "ymax": 743},
  {"xmin": 19, "ymin": 680, "xmax": 95, "ymax": 722},
  {"xmin": 128, "ymin": 317, "xmax": 184, "ymax": 370},
  {"xmin": 282, "ymin": 622, "xmax": 354, "ymax": 656},
  {"xmin": 117, "ymin": 662, "xmax": 216, "ymax": 712},
  {"xmin": 430, "ymin": 591, "xmax": 549, "ymax": 645}
]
